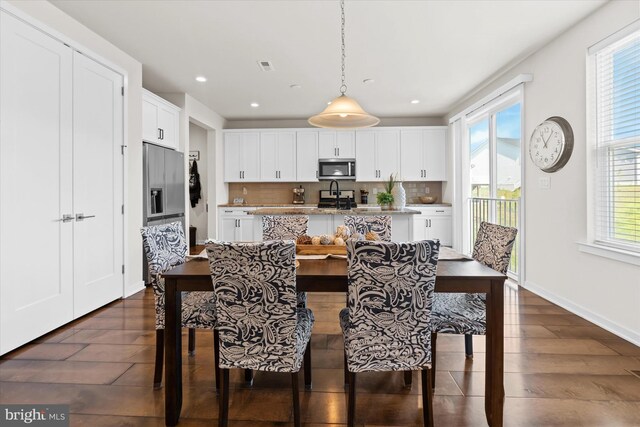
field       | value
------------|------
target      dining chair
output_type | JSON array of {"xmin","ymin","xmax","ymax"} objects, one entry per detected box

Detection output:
[
  {"xmin": 430, "ymin": 221, "xmax": 517, "ymax": 387},
  {"xmin": 206, "ymin": 240, "xmax": 314, "ymax": 427},
  {"xmin": 140, "ymin": 222, "xmax": 220, "ymax": 389},
  {"xmin": 340, "ymin": 239, "xmax": 440, "ymax": 427},
  {"xmin": 344, "ymin": 215, "xmax": 392, "ymax": 241},
  {"xmin": 261, "ymin": 215, "xmax": 309, "ymax": 309}
]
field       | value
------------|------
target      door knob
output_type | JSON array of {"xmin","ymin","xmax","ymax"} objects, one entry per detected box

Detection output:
[{"xmin": 76, "ymin": 213, "xmax": 96, "ymax": 221}]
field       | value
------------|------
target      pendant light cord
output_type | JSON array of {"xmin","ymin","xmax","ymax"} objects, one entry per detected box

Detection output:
[{"xmin": 340, "ymin": 0, "xmax": 347, "ymax": 95}]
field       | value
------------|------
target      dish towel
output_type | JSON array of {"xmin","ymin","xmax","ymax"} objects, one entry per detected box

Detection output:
[{"xmin": 189, "ymin": 160, "xmax": 202, "ymax": 208}]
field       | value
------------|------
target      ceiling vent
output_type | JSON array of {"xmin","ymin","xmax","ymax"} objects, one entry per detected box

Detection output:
[{"xmin": 257, "ymin": 60, "xmax": 274, "ymax": 72}]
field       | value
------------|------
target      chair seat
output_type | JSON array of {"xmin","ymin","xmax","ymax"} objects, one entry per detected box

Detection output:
[
  {"xmin": 340, "ymin": 308, "xmax": 432, "ymax": 373},
  {"xmin": 431, "ymin": 293, "xmax": 486, "ymax": 335},
  {"xmin": 219, "ymin": 307, "xmax": 314, "ymax": 373}
]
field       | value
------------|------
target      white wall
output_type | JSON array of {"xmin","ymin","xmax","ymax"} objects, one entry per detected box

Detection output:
[
  {"xmin": 447, "ymin": 1, "xmax": 640, "ymax": 344},
  {"xmin": 161, "ymin": 93, "xmax": 227, "ymax": 242},
  {"xmin": 188, "ymin": 122, "xmax": 208, "ymax": 243},
  {"xmin": 5, "ymin": 0, "xmax": 145, "ymax": 297}
]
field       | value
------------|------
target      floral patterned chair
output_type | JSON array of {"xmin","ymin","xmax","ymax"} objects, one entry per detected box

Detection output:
[
  {"xmin": 340, "ymin": 240, "xmax": 440, "ymax": 427},
  {"xmin": 140, "ymin": 222, "xmax": 219, "ymax": 389},
  {"xmin": 344, "ymin": 215, "xmax": 392, "ymax": 241},
  {"xmin": 430, "ymin": 221, "xmax": 517, "ymax": 387},
  {"xmin": 261, "ymin": 215, "xmax": 309, "ymax": 308},
  {"xmin": 206, "ymin": 240, "xmax": 314, "ymax": 427}
]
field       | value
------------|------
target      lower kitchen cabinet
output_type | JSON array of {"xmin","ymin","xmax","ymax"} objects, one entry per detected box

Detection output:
[
  {"xmin": 412, "ymin": 207, "xmax": 452, "ymax": 246},
  {"xmin": 219, "ymin": 208, "xmax": 258, "ymax": 241}
]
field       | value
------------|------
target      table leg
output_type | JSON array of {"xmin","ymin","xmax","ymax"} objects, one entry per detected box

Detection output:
[
  {"xmin": 484, "ymin": 279, "xmax": 505, "ymax": 427},
  {"xmin": 165, "ymin": 278, "xmax": 183, "ymax": 426}
]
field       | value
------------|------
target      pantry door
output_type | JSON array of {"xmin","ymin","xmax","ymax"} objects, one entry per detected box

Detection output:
[
  {"xmin": 72, "ymin": 52, "xmax": 124, "ymax": 317},
  {"xmin": 0, "ymin": 11, "xmax": 74, "ymax": 354}
]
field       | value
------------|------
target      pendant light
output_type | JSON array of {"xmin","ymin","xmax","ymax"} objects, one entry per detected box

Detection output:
[{"xmin": 308, "ymin": 0, "xmax": 379, "ymax": 129}]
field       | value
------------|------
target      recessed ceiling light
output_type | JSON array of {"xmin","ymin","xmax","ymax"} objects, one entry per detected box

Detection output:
[
  {"xmin": 250, "ymin": 102, "xmax": 260, "ymax": 108},
  {"xmin": 195, "ymin": 76, "xmax": 207, "ymax": 82},
  {"xmin": 362, "ymin": 78, "xmax": 375, "ymax": 84},
  {"xmin": 290, "ymin": 84, "xmax": 302, "ymax": 89},
  {"xmin": 411, "ymin": 99, "xmax": 420, "ymax": 104},
  {"xmin": 327, "ymin": 101, "xmax": 332, "ymax": 105}
]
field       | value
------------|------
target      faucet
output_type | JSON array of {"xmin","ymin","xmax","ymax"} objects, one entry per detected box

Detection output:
[{"xmin": 329, "ymin": 179, "xmax": 340, "ymax": 209}]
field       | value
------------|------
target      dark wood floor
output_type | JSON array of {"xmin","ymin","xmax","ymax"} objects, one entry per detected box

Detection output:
[{"xmin": 1, "ymin": 284, "xmax": 640, "ymax": 426}]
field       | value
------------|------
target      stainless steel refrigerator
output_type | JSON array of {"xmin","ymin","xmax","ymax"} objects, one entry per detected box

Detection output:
[{"xmin": 143, "ymin": 143, "xmax": 185, "ymax": 283}]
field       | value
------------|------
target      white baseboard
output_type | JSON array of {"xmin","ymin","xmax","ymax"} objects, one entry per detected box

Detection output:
[
  {"xmin": 124, "ymin": 280, "xmax": 146, "ymax": 298},
  {"xmin": 523, "ymin": 280, "xmax": 640, "ymax": 347}
]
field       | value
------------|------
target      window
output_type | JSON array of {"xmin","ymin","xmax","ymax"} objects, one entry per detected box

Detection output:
[{"xmin": 591, "ymin": 27, "xmax": 640, "ymax": 253}]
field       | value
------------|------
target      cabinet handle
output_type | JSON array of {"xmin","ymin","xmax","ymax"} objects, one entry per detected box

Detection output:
[
  {"xmin": 436, "ymin": 210, "xmax": 444, "ymax": 213},
  {"xmin": 337, "ymin": 147, "xmax": 340, "ymax": 156},
  {"xmin": 316, "ymin": 170, "xmax": 318, "ymax": 179},
  {"xmin": 158, "ymin": 128, "xmax": 162, "ymax": 140},
  {"xmin": 161, "ymin": 129, "xmax": 164, "ymax": 140}
]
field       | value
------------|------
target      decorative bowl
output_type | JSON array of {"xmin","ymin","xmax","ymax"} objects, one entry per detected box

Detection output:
[{"xmin": 419, "ymin": 196, "xmax": 438, "ymax": 204}]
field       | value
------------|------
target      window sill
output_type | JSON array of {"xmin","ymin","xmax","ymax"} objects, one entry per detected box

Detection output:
[{"xmin": 577, "ymin": 242, "xmax": 640, "ymax": 267}]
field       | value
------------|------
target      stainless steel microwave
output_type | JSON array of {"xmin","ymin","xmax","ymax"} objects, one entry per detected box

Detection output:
[{"xmin": 318, "ymin": 158, "xmax": 356, "ymax": 180}]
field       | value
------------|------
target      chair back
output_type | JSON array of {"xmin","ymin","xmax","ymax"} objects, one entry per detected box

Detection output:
[
  {"xmin": 140, "ymin": 221, "xmax": 187, "ymax": 279},
  {"xmin": 262, "ymin": 215, "xmax": 309, "ymax": 240},
  {"xmin": 472, "ymin": 222, "xmax": 518, "ymax": 274},
  {"xmin": 206, "ymin": 240, "xmax": 300, "ymax": 371},
  {"xmin": 345, "ymin": 240, "xmax": 439, "ymax": 372},
  {"xmin": 344, "ymin": 215, "xmax": 392, "ymax": 241}
]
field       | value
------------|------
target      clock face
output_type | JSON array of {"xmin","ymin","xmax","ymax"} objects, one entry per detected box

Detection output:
[{"xmin": 529, "ymin": 117, "xmax": 573, "ymax": 172}]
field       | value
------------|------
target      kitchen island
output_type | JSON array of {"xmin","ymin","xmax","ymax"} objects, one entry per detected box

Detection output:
[{"xmin": 251, "ymin": 207, "xmax": 419, "ymax": 241}]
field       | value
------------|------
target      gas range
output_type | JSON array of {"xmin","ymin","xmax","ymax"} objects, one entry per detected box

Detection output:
[{"xmin": 317, "ymin": 190, "xmax": 357, "ymax": 209}]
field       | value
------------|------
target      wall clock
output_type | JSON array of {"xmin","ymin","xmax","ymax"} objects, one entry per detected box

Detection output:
[{"xmin": 529, "ymin": 116, "xmax": 574, "ymax": 173}]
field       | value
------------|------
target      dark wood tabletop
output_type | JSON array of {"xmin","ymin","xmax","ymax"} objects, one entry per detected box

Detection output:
[{"xmin": 162, "ymin": 257, "xmax": 506, "ymax": 427}]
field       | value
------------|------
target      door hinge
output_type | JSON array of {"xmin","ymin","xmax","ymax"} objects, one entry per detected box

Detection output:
[
  {"xmin": 121, "ymin": 86, "xmax": 124, "ymax": 96},
  {"xmin": 121, "ymin": 145, "xmax": 127, "ymax": 155},
  {"xmin": 122, "ymin": 265, "xmax": 125, "ymax": 274},
  {"xmin": 206, "ymin": 203, "xmax": 208, "ymax": 213}
]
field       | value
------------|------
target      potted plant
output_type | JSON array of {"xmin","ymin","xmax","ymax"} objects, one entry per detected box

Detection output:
[{"xmin": 376, "ymin": 192, "xmax": 394, "ymax": 210}]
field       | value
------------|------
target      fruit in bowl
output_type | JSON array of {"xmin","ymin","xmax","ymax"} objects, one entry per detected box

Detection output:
[{"xmin": 419, "ymin": 196, "xmax": 438, "ymax": 204}]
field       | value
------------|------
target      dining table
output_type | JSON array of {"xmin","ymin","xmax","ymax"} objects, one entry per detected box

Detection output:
[{"xmin": 161, "ymin": 256, "xmax": 507, "ymax": 427}]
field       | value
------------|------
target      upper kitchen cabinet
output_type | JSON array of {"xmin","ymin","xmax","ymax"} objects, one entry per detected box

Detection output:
[
  {"xmin": 400, "ymin": 127, "xmax": 447, "ymax": 181},
  {"xmin": 224, "ymin": 132, "xmax": 260, "ymax": 182},
  {"xmin": 142, "ymin": 89, "xmax": 180, "ymax": 150},
  {"xmin": 318, "ymin": 131, "xmax": 356, "ymax": 159},
  {"xmin": 355, "ymin": 129, "xmax": 400, "ymax": 181},
  {"xmin": 260, "ymin": 131, "xmax": 296, "ymax": 181},
  {"xmin": 296, "ymin": 131, "xmax": 319, "ymax": 182}
]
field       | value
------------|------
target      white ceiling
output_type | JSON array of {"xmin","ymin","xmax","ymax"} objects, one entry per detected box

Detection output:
[{"xmin": 51, "ymin": 0, "xmax": 606, "ymax": 120}]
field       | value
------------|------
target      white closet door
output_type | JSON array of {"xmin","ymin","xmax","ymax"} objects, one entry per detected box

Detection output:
[
  {"xmin": 72, "ymin": 52, "xmax": 124, "ymax": 317},
  {"xmin": 0, "ymin": 11, "xmax": 74, "ymax": 355}
]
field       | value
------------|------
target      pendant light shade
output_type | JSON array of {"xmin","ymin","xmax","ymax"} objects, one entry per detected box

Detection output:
[
  {"xmin": 308, "ymin": 0, "xmax": 379, "ymax": 129},
  {"xmin": 308, "ymin": 95, "xmax": 380, "ymax": 128}
]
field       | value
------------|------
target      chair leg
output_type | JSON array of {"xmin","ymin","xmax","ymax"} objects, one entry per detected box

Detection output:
[
  {"xmin": 304, "ymin": 340, "xmax": 312, "ymax": 390},
  {"xmin": 403, "ymin": 370, "xmax": 413, "ymax": 389},
  {"xmin": 218, "ymin": 368, "xmax": 229, "ymax": 427},
  {"xmin": 214, "ymin": 329, "xmax": 221, "ymax": 392},
  {"xmin": 153, "ymin": 329, "xmax": 164, "ymax": 388},
  {"xmin": 343, "ymin": 349, "xmax": 349, "ymax": 387},
  {"xmin": 421, "ymin": 368, "xmax": 434, "ymax": 427},
  {"xmin": 245, "ymin": 368, "xmax": 254, "ymax": 386},
  {"xmin": 291, "ymin": 371, "xmax": 301, "ymax": 427},
  {"xmin": 431, "ymin": 332, "xmax": 437, "ymax": 390},
  {"xmin": 188, "ymin": 328, "xmax": 196, "ymax": 356},
  {"xmin": 347, "ymin": 371, "xmax": 356, "ymax": 427},
  {"xmin": 465, "ymin": 334, "xmax": 473, "ymax": 358}
]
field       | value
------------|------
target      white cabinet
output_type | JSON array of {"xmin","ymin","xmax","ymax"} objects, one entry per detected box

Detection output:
[
  {"xmin": 142, "ymin": 89, "xmax": 180, "ymax": 150},
  {"xmin": 412, "ymin": 207, "xmax": 452, "ymax": 246},
  {"xmin": 1, "ymin": 11, "xmax": 124, "ymax": 354},
  {"xmin": 319, "ymin": 131, "xmax": 356, "ymax": 159},
  {"xmin": 224, "ymin": 132, "xmax": 261, "ymax": 182},
  {"xmin": 219, "ymin": 208, "xmax": 258, "ymax": 241},
  {"xmin": 400, "ymin": 128, "xmax": 447, "ymax": 181},
  {"xmin": 356, "ymin": 130, "xmax": 401, "ymax": 181},
  {"xmin": 296, "ymin": 131, "xmax": 319, "ymax": 181},
  {"xmin": 260, "ymin": 131, "xmax": 296, "ymax": 181}
]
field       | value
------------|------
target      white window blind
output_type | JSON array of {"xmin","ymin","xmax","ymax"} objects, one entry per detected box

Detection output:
[{"xmin": 593, "ymin": 28, "xmax": 640, "ymax": 252}]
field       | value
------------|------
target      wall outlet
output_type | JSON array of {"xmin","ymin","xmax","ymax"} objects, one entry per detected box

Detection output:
[
  {"xmin": 539, "ymin": 177, "xmax": 550, "ymax": 189},
  {"xmin": 424, "ymin": 187, "xmax": 430, "ymax": 194},
  {"xmin": 242, "ymin": 186, "xmax": 248, "ymax": 195},
  {"xmin": 372, "ymin": 188, "xmax": 378, "ymax": 195}
]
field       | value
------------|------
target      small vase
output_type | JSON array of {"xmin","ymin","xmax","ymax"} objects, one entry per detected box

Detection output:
[{"xmin": 391, "ymin": 182, "xmax": 406, "ymax": 209}]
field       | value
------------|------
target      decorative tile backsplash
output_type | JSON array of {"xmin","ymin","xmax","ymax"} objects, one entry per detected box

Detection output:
[{"xmin": 228, "ymin": 181, "xmax": 442, "ymax": 205}]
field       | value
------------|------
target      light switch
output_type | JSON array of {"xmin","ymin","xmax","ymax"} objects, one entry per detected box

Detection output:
[{"xmin": 539, "ymin": 177, "xmax": 550, "ymax": 189}]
